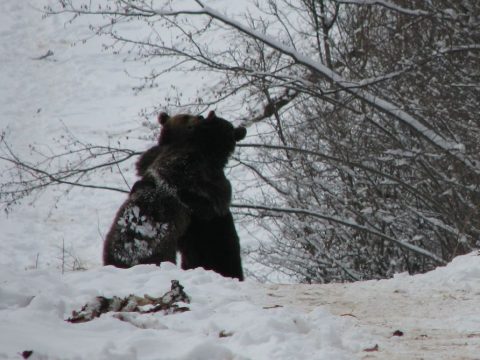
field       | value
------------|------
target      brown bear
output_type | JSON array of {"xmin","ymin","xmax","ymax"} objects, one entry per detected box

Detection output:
[
  {"xmin": 102, "ymin": 176, "xmax": 190, "ymax": 268},
  {"xmin": 104, "ymin": 111, "xmax": 246, "ymax": 281},
  {"xmin": 179, "ymin": 212, "xmax": 244, "ymax": 280},
  {"xmin": 135, "ymin": 111, "xmax": 246, "ymax": 280},
  {"xmin": 103, "ymin": 113, "xmax": 204, "ymax": 268},
  {"xmin": 177, "ymin": 111, "xmax": 246, "ymax": 281}
]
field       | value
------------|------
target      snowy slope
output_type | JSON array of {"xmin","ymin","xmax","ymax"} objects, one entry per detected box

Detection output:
[{"xmin": 0, "ymin": 0, "xmax": 206, "ymax": 271}]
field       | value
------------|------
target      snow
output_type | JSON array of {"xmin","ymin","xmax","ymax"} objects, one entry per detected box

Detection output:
[
  {"xmin": 1, "ymin": 1, "xmax": 479, "ymax": 359},
  {"xmin": 0, "ymin": 263, "xmax": 374, "ymax": 359},
  {"xmin": 257, "ymin": 251, "xmax": 480, "ymax": 359},
  {"xmin": 0, "ymin": 0, "xmax": 190, "ymax": 271},
  {"xmin": 1, "ymin": 252, "xmax": 479, "ymax": 359},
  {"xmin": 334, "ymin": 0, "xmax": 430, "ymax": 17},
  {"xmin": 117, "ymin": 205, "xmax": 168, "ymax": 239}
]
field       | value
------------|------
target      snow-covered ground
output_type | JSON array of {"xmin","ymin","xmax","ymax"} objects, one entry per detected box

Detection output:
[
  {"xmin": 0, "ymin": 263, "xmax": 374, "ymax": 359},
  {"xmin": 1, "ymin": 252, "xmax": 479, "ymax": 359},
  {"xmin": 1, "ymin": 1, "xmax": 479, "ymax": 359},
  {"xmin": 257, "ymin": 252, "xmax": 480, "ymax": 359}
]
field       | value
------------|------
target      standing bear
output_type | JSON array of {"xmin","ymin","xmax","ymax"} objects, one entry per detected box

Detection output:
[
  {"xmin": 104, "ymin": 111, "xmax": 246, "ymax": 280},
  {"xmin": 103, "ymin": 113, "xmax": 203, "ymax": 268}
]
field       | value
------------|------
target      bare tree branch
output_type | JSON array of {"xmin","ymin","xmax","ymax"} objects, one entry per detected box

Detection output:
[{"xmin": 232, "ymin": 203, "xmax": 447, "ymax": 264}]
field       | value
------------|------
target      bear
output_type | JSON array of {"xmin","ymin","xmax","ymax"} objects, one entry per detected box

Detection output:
[
  {"xmin": 135, "ymin": 112, "xmax": 238, "ymax": 221},
  {"xmin": 176, "ymin": 111, "xmax": 246, "ymax": 281},
  {"xmin": 133, "ymin": 110, "xmax": 246, "ymax": 280},
  {"xmin": 104, "ymin": 111, "xmax": 247, "ymax": 281},
  {"xmin": 179, "ymin": 211, "xmax": 244, "ymax": 280},
  {"xmin": 102, "ymin": 176, "xmax": 190, "ymax": 268},
  {"xmin": 103, "ymin": 112, "xmax": 205, "ymax": 268}
]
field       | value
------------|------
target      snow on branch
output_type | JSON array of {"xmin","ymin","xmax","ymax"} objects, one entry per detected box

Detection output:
[
  {"xmin": 237, "ymin": 142, "xmax": 436, "ymax": 204},
  {"xmin": 184, "ymin": 1, "xmax": 477, "ymax": 173},
  {"xmin": 46, "ymin": 1, "xmax": 479, "ymax": 174},
  {"xmin": 335, "ymin": 0, "xmax": 470, "ymax": 20},
  {"xmin": 232, "ymin": 203, "xmax": 447, "ymax": 265},
  {"xmin": 334, "ymin": 0, "xmax": 430, "ymax": 16}
]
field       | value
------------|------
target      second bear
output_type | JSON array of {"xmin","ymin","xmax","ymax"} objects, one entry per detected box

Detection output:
[{"xmin": 136, "ymin": 111, "xmax": 246, "ymax": 280}]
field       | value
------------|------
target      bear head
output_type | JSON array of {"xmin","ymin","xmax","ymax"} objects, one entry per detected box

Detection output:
[
  {"xmin": 157, "ymin": 112, "xmax": 204, "ymax": 146},
  {"xmin": 193, "ymin": 110, "xmax": 246, "ymax": 159},
  {"xmin": 157, "ymin": 110, "xmax": 247, "ymax": 168}
]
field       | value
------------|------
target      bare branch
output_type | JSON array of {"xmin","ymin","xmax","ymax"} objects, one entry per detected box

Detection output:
[{"xmin": 231, "ymin": 203, "xmax": 447, "ymax": 265}]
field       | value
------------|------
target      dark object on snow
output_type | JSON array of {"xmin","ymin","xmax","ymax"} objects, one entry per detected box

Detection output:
[
  {"xmin": 67, "ymin": 280, "xmax": 190, "ymax": 323},
  {"xmin": 219, "ymin": 330, "xmax": 234, "ymax": 338},
  {"xmin": 31, "ymin": 49, "xmax": 54, "ymax": 60},
  {"xmin": 20, "ymin": 351, "xmax": 33, "ymax": 359},
  {"xmin": 363, "ymin": 344, "xmax": 379, "ymax": 352},
  {"xmin": 106, "ymin": 111, "xmax": 246, "ymax": 280},
  {"xmin": 393, "ymin": 329, "xmax": 404, "ymax": 336}
]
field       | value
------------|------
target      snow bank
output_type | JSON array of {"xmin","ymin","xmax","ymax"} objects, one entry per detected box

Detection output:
[
  {"xmin": 392, "ymin": 250, "xmax": 480, "ymax": 289},
  {"xmin": 0, "ymin": 251, "xmax": 477, "ymax": 359},
  {"xmin": 0, "ymin": 264, "xmax": 374, "ymax": 360}
]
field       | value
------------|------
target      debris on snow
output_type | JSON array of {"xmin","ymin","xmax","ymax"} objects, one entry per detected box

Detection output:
[
  {"xmin": 218, "ymin": 330, "xmax": 234, "ymax": 338},
  {"xmin": 20, "ymin": 350, "xmax": 33, "ymax": 359},
  {"xmin": 67, "ymin": 280, "xmax": 190, "ymax": 323},
  {"xmin": 363, "ymin": 344, "xmax": 379, "ymax": 352}
]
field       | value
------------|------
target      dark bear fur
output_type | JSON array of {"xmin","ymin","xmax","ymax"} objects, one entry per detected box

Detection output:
[
  {"xmin": 177, "ymin": 111, "xmax": 246, "ymax": 281},
  {"xmin": 134, "ymin": 111, "xmax": 246, "ymax": 280},
  {"xmin": 179, "ymin": 212, "xmax": 244, "ymax": 280},
  {"xmin": 103, "ymin": 113, "xmax": 205, "ymax": 268},
  {"xmin": 103, "ymin": 175, "xmax": 190, "ymax": 268}
]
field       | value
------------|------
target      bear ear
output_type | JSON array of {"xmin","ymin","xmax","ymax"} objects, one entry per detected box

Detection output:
[
  {"xmin": 234, "ymin": 126, "xmax": 247, "ymax": 141},
  {"xmin": 158, "ymin": 112, "xmax": 170, "ymax": 125},
  {"xmin": 206, "ymin": 110, "xmax": 216, "ymax": 121}
]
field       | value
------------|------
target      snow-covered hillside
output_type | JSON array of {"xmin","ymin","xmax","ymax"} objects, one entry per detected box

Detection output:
[
  {"xmin": 1, "ymin": 1, "xmax": 479, "ymax": 359},
  {"xmin": 0, "ymin": 0, "xmax": 197, "ymax": 271}
]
